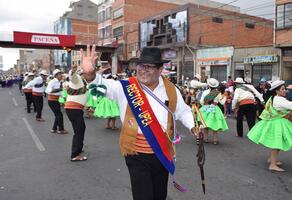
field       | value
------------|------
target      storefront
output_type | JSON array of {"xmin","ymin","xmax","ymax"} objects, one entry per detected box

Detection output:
[
  {"xmin": 243, "ymin": 55, "xmax": 279, "ymax": 83},
  {"xmin": 233, "ymin": 47, "xmax": 281, "ymax": 84},
  {"xmin": 196, "ymin": 47, "xmax": 234, "ymax": 82}
]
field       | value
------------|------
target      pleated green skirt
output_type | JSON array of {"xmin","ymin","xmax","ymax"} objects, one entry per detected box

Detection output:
[
  {"xmin": 247, "ymin": 118, "xmax": 292, "ymax": 151},
  {"xmin": 198, "ymin": 105, "xmax": 229, "ymax": 131}
]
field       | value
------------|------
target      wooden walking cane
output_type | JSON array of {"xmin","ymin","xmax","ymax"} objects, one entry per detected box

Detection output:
[{"xmin": 192, "ymin": 104, "xmax": 206, "ymax": 194}]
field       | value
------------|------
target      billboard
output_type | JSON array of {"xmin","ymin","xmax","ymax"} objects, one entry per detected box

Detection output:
[
  {"xmin": 13, "ymin": 31, "xmax": 75, "ymax": 47},
  {"xmin": 140, "ymin": 10, "xmax": 188, "ymax": 48}
]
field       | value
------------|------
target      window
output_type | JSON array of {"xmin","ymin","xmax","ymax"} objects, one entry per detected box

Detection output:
[
  {"xmin": 104, "ymin": 25, "xmax": 112, "ymax": 38},
  {"xmin": 245, "ymin": 23, "xmax": 255, "ymax": 29},
  {"xmin": 113, "ymin": 26, "xmax": 123, "ymax": 37},
  {"xmin": 98, "ymin": 28, "xmax": 105, "ymax": 39},
  {"xmin": 140, "ymin": 10, "xmax": 188, "ymax": 48},
  {"xmin": 285, "ymin": 4, "xmax": 292, "ymax": 27},
  {"xmin": 105, "ymin": 7, "xmax": 112, "ymax": 20},
  {"xmin": 98, "ymin": 11, "xmax": 105, "ymax": 23},
  {"xmin": 277, "ymin": 3, "xmax": 292, "ymax": 29},
  {"xmin": 98, "ymin": 26, "xmax": 112, "ymax": 39},
  {"xmin": 212, "ymin": 17, "xmax": 223, "ymax": 24},
  {"xmin": 113, "ymin": 7, "xmax": 123, "ymax": 19},
  {"xmin": 283, "ymin": 49, "xmax": 292, "ymax": 56},
  {"xmin": 277, "ymin": 5, "xmax": 284, "ymax": 29}
]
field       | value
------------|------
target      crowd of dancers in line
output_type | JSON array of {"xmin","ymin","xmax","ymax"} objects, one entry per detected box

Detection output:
[
  {"xmin": 1, "ymin": 45, "xmax": 291, "ymax": 200},
  {"xmin": 2, "ymin": 63, "xmax": 291, "ymax": 172},
  {"xmin": 2, "ymin": 63, "xmax": 291, "ymax": 173},
  {"xmin": 180, "ymin": 74, "xmax": 292, "ymax": 172}
]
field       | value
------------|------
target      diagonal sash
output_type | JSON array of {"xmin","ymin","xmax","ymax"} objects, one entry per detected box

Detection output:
[{"xmin": 120, "ymin": 77, "xmax": 175, "ymax": 175}]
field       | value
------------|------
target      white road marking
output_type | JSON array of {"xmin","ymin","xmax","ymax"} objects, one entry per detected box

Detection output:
[
  {"xmin": 12, "ymin": 98, "xmax": 18, "ymax": 106},
  {"xmin": 22, "ymin": 118, "xmax": 46, "ymax": 152}
]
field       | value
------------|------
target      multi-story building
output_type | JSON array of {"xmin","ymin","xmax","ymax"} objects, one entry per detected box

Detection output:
[
  {"xmin": 275, "ymin": 0, "xmax": 292, "ymax": 83},
  {"xmin": 96, "ymin": 0, "xmax": 242, "ymax": 74},
  {"xmin": 54, "ymin": 0, "xmax": 99, "ymax": 69},
  {"xmin": 139, "ymin": 3, "xmax": 274, "ymax": 82},
  {"xmin": 110, "ymin": 0, "xmax": 178, "ymax": 70},
  {"xmin": 97, "ymin": 0, "xmax": 114, "ymax": 47}
]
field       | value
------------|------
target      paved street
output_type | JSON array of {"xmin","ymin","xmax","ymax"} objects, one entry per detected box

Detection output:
[{"xmin": 0, "ymin": 86, "xmax": 291, "ymax": 200}]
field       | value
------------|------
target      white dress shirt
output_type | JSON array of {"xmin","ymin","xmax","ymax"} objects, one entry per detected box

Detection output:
[
  {"xmin": 90, "ymin": 74, "xmax": 195, "ymax": 133},
  {"xmin": 232, "ymin": 84, "xmax": 264, "ymax": 110},
  {"xmin": 273, "ymin": 96, "xmax": 292, "ymax": 111},
  {"xmin": 25, "ymin": 76, "xmax": 45, "ymax": 93},
  {"xmin": 45, "ymin": 78, "xmax": 61, "ymax": 96}
]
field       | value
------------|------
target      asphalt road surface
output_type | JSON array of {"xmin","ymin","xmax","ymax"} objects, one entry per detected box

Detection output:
[{"xmin": 0, "ymin": 86, "xmax": 291, "ymax": 200}]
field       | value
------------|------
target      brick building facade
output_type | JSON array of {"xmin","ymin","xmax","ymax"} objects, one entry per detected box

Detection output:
[
  {"xmin": 275, "ymin": 0, "xmax": 292, "ymax": 82},
  {"xmin": 54, "ymin": 0, "xmax": 99, "ymax": 69},
  {"xmin": 111, "ymin": 0, "xmax": 177, "ymax": 62},
  {"xmin": 140, "ymin": 3, "xmax": 274, "ymax": 82}
]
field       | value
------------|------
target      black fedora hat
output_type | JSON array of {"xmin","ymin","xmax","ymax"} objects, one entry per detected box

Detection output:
[{"xmin": 137, "ymin": 47, "xmax": 170, "ymax": 65}]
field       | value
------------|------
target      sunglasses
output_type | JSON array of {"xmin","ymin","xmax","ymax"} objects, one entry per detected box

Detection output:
[{"xmin": 137, "ymin": 64, "xmax": 160, "ymax": 72}]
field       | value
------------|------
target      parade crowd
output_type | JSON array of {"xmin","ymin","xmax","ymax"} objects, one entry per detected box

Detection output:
[{"xmin": 2, "ymin": 46, "xmax": 292, "ymax": 200}]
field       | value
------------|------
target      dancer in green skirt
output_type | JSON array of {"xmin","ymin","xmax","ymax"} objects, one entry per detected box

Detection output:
[
  {"xmin": 247, "ymin": 80, "xmax": 292, "ymax": 172},
  {"xmin": 88, "ymin": 80, "xmax": 120, "ymax": 129},
  {"xmin": 198, "ymin": 78, "xmax": 229, "ymax": 144}
]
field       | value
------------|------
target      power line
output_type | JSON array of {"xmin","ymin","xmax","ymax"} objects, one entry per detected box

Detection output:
[
  {"xmin": 190, "ymin": 4, "xmax": 276, "ymax": 27},
  {"xmin": 198, "ymin": 11, "xmax": 292, "ymax": 37},
  {"xmin": 241, "ymin": 2, "xmax": 274, "ymax": 12}
]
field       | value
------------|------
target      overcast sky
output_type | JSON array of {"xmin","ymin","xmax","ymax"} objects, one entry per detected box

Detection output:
[{"xmin": 0, "ymin": 0, "xmax": 274, "ymax": 70}]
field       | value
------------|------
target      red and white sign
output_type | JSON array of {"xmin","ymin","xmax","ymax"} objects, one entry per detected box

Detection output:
[{"xmin": 13, "ymin": 31, "xmax": 75, "ymax": 47}]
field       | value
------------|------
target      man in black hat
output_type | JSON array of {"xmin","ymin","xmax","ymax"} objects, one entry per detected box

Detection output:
[{"xmin": 81, "ymin": 45, "xmax": 199, "ymax": 200}]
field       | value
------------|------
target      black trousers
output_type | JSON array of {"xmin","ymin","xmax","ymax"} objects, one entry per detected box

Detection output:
[
  {"xmin": 65, "ymin": 109, "xmax": 85, "ymax": 158},
  {"xmin": 237, "ymin": 104, "xmax": 256, "ymax": 137},
  {"xmin": 48, "ymin": 100, "xmax": 64, "ymax": 131},
  {"xmin": 33, "ymin": 95, "xmax": 43, "ymax": 119},
  {"xmin": 24, "ymin": 92, "xmax": 36, "ymax": 113},
  {"xmin": 125, "ymin": 154, "xmax": 169, "ymax": 200}
]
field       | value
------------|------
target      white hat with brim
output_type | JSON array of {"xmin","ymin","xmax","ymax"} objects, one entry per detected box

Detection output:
[
  {"xmin": 53, "ymin": 69, "xmax": 62, "ymax": 77},
  {"xmin": 190, "ymin": 80, "xmax": 208, "ymax": 89},
  {"xmin": 234, "ymin": 77, "xmax": 245, "ymax": 84},
  {"xmin": 40, "ymin": 70, "xmax": 49, "ymax": 76},
  {"xmin": 194, "ymin": 74, "xmax": 201, "ymax": 80},
  {"xmin": 269, "ymin": 80, "xmax": 285, "ymax": 91},
  {"xmin": 207, "ymin": 78, "xmax": 219, "ymax": 88},
  {"xmin": 28, "ymin": 73, "xmax": 34, "ymax": 76}
]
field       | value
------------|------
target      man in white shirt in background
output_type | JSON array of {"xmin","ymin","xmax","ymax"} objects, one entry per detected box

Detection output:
[
  {"xmin": 232, "ymin": 77, "xmax": 264, "ymax": 137},
  {"xmin": 45, "ymin": 69, "xmax": 68, "ymax": 134},
  {"xmin": 26, "ymin": 70, "xmax": 48, "ymax": 121}
]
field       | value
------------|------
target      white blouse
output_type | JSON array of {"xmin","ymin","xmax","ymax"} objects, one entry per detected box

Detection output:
[
  {"xmin": 273, "ymin": 96, "xmax": 292, "ymax": 111},
  {"xmin": 90, "ymin": 74, "xmax": 195, "ymax": 133}
]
